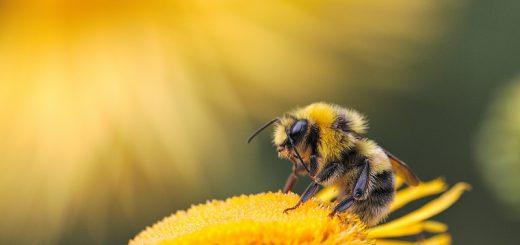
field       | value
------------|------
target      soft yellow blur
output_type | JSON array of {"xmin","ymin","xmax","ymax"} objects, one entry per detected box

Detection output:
[{"xmin": 0, "ymin": 0, "xmax": 453, "ymax": 244}]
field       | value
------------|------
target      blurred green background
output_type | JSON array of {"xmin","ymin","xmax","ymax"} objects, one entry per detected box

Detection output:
[{"xmin": 1, "ymin": 0, "xmax": 519, "ymax": 244}]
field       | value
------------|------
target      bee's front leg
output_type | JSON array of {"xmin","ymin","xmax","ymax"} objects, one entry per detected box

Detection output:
[
  {"xmin": 284, "ymin": 159, "xmax": 343, "ymax": 214},
  {"xmin": 282, "ymin": 153, "xmax": 319, "ymax": 193},
  {"xmin": 282, "ymin": 169, "xmax": 299, "ymax": 193},
  {"xmin": 282, "ymin": 160, "xmax": 308, "ymax": 193}
]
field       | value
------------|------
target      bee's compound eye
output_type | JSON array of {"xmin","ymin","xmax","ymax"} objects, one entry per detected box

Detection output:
[{"xmin": 290, "ymin": 120, "xmax": 308, "ymax": 137}]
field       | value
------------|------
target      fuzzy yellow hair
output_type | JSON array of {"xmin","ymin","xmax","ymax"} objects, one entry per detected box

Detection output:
[
  {"xmin": 272, "ymin": 120, "xmax": 288, "ymax": 146},
  {"xmin": 356, "ymin": 139, "xmax": 391, "ymax": 173},
  {"xmin": 293, "ymin": 102, "xmax": 367, "ymax": 132},
  {"xmin": 273, "ymin": 102, "xmax": 368, "ymax": 162},
  {"xmin": 298, "ymin": 103, "xmax": 347, "ymax": 161},
  {"xmin": 341, "ymin": 107, "xmax": 368, "ymax": 134}
]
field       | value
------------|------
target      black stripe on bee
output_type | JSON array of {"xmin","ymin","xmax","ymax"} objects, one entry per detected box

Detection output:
[
  {"xmin": 306, "ymin": 125, "xmax": 320, "ymax": 155},
  {"xmin": 368, "ymin": 170, "xmax": 394, "ymax": 205},
  {"xmin": 342, "ymin": 148, "xmax": 361, "ymax": 166},
  {"xmin": 332, "ymin": 114, "xmax": 350, "ymax": 132},
  {"xmin": 309, "ymin": 155, "xmax": 319, "ymax": 177},
  {"xmin": 315, "ymin": 162, "xmax": 344, "ymax": 184}
]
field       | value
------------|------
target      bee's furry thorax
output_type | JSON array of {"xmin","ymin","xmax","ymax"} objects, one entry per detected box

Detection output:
[{"xmin": 273, "ymin": 102, "xmax": 368, "ymax": 162}]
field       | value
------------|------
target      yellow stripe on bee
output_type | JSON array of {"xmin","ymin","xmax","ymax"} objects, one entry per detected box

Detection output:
[
  {"xmin": 356, "ymin": 139, "xmax": 391, "ymax": 173},
  {"xmin": 317, "ymin": 128, "xmax": 345, "ymax": 161},
  {"xmin": 342, "ymin": 108, "xmax": 368, "ymax": 134},
  {"xmin": 356, "ymin": 139, "xmax": 378, "ymax": 156},
  {"xmin": 293, "ymin": 103, "xmax": 348, "ymax": 161},
  {"xmin": 294, "ymin": 102, "xmax": 337, "ymax": 128}
]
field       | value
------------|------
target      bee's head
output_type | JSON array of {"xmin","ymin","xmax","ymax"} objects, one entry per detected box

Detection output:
[
  {"xmin": 246, "ymin": 102, "xmax": 367, "ymax": 173},
  {"xmin": 247, "ymin": 115, "xmax": 312, "ymax": 173},
  {"xmin": 273, "ymin": 118, "xmax": 309, "ymax": 160}
]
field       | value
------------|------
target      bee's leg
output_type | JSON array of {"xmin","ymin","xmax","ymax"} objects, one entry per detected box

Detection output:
[
  {"xmin": 283, "ymin": 181, "xmax": 320, "ymax": 213},
  {"xmin": 329, "ymin": 159, "xmax": 369, "ymax": 217},
  {"xmin": 315, "ymin": 162, "xmax": 342, "ymax": 184},
  {"xmin": 282, "ymin": 171, "xmax": 298, "ymax": 193},
  {"xmin": 282, "ymin": 162, "xmax": 307, "ymax": 193},
  {"xmin": 309, "ymin": 154, "xmax": 319, "ymax": 177},
  {"xmin": 329, "ymin": 197, "xmax": 354, "ymax": 217},
  {"xmin": 284, "ymin": 154, "xmax": 319, "ymax": 193},
  {"xmin": 353, "ymin": 159, "xmax": 370, "ymax": 200}
]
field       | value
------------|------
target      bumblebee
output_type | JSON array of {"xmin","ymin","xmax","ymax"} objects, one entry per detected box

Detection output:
[{"xmin": 247, "ymin": 102, "xmax": 420, "ymax": 226}]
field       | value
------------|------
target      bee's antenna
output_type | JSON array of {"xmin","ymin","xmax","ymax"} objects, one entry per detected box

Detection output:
[
  {"xmin": 247, "ymin": 118, "xmax": 280, "ymax": 143},
  {"xmin": 288, "ymin": 138, "xmax": 311, "ymax": 174}
]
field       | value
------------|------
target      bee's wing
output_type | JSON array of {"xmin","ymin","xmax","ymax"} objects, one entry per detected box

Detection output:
[{"xmin": 383, "ymin": 148, "xmax": 420, "ymax": 186}]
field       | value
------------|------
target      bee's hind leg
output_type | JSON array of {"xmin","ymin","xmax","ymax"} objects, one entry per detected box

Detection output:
[
  {"xmin": 283, "ymin": 181, "xmax": 319, "ymax": 214},
  {"xmin": 329, "ymin": 197, "xmax": 354, "ymax": 217},
  {"xmin": 353, "ymin": 159, "xmax": 370, "ymax": 200},
  {"xmin": 328, "ymin": 159, "xmax": 368, "ymax": 217}
]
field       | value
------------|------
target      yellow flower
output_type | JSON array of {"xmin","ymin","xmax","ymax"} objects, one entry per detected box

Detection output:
[{"xmin": 130, "ymin": 179, "xmax": 469, "ymax": 245}]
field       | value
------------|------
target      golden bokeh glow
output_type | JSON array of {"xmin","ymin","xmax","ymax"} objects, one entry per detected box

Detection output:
[{"xmin": 0, "ymin": 0, "xmax": 455, "ymax": 243}]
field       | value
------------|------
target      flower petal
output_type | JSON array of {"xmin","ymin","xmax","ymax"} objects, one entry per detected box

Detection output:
[
  {"xmin": 368, "ymin": 221, "xmax": 447, "ymax": 238},
  {"xmin": 375, "ymin": 233, "xmax": 451, "ymax": 245},
  {"xmin": 418, "ymin": 234, "xmax": 452, "ymax": 245},
  {"xmin": 390, "ymin": 178, "xmax": 447, "ymax": 213},
  {"xmin": 394, "ymin": 176, "xmax": 404, "ymax": 190},
  {"xmin": 368, "ymin": 183, "xmax": 470, "ymax": 237}
]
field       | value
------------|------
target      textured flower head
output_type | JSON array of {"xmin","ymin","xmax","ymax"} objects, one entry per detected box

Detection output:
[
  {"xmin": 130, "ymin": 179, "xmax": 469, "ymax": 244},
  {"xmin": 132, "ymin": 192, "xmax": 369, "ymax": 245}
]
